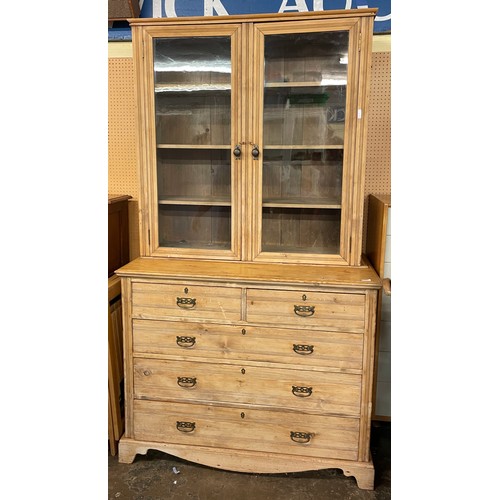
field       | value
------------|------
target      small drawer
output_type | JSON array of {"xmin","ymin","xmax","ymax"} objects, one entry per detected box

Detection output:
[
  {"xmin": 133, "ymin": 358, "xmax": 361, "ymax": 416},
  {"xmin": 246, "ymin": 289, "xmax": 366, "ymax": 332},
  {"xmin": 133, "ymin": 400, "xmax": 360, "ymax": 461},
  {"xmin": 132, "ymin": 282, "xmax": 242, "ymax": 322},
  {"xmin": 132, "ymin": 319, "xmax": 364, "ymax": 371}
]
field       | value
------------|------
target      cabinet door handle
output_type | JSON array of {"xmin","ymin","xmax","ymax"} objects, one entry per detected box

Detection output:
[
  {"xmin": 290, "ymin": 431, "xmax": 313, "ymax": 444},
  {"xmin": 176, "ymin": 421, "xmax": 196, "ymax": 433},
  {"xmin": 292, "ymin": 386, "xmax": 313, "ymax": 397},
  {"xmin": 233, "ymin": 144, "xmax": 242, "ymax": 159},
  {"xmin": 177, "ymin": 297, "xmax": 196, "ymax": 308},
  {"xmin": 177, "ymin": 376, "xmax": 197, "ymax": 388},
  {"xmin": 293, "ymin": 344, "xmax": 314, "ymax": 355},
  {"xmin": 176, "ymin": 336, "xmax": 196, "ymax": 348},
  {"xmin": 251, "ymin": 144, "xmax": 260, "ymax": 159},
  {"xmin": 294, "ymin": 305, "xmax": 315, "ymax": 317}
]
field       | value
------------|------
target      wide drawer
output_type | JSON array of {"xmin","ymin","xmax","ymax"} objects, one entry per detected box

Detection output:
[
  {"xmin": 134, "ymin": 358, "xmax": 361, "ymax": 416},
  {"xmin": 133, "ymin": 399, "xmax": 360, "ymax": 461},
  {"xmin": 133, "ymin": 319, "xmax": 364, "ymax": 371},
  {"xmin": 246, "ymin": 289, "xmax": 366, "ymax": 332},
  {"xmin": 132, "ymin": 282, "xmax": 242, "ymax": 322}
]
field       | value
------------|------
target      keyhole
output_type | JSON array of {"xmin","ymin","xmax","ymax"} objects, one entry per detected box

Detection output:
[
  {"xmin": 302, "ymin": 294, "xmax": 307, "ymax": 301},
  {"xmin": 241, "ymin": 368, "xmax": 246, "ymax": 375},
  {"xmin": 241, "ymin": 412, "xmax": 245, "ymax": 419},
  {"xmin": 184, "ymin": 287, "xmax": 189, "ymax": 294},
  {"xmin": 241, "ymin": 329, "xmax": 246, "ymax": 335}
]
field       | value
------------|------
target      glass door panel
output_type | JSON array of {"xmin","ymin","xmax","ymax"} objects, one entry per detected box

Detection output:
[
  {"xmin": 153, "ymin": 36, "xmax": 233, "ymax": 251},
  {"xmin": 261, "ymin": 31, "xmax": 349, "ymax": 257}
]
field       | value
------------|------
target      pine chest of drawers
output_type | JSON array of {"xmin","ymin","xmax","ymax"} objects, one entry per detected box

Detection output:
[{"xmin": 116, "ymin": 258, "xmax": 381, "ymax": 489}]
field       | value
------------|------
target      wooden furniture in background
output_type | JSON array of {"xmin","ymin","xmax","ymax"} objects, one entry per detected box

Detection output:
[
  {"xmin": 117, "ymin": 9, "xmax": 381, "ymax": 490},
  {"xmin": 108, "ymin": 0, "xmax": 140, "ymax": 21},
  {"xmin": 366, "ymin": 194, "xmax": 391, "ymax": 420},
  {"xmin": 108, "ymin": 194, "xmax": 131, "ymax": 277},
  {"xmin": 108, "ymin": 274, "xmax": 125, "ymax": 455},
  {"xmin": 108, "ymin": 194, "xmax": 132, "ymax": 454}
]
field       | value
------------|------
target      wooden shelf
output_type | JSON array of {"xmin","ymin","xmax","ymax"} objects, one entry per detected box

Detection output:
[
  {"xmin": 264, "ymin": 145, "xmax": 343, "ymax": 150},
  {"xmin": 263, "ymin": 198, "xmax": 341, "ymax": 209},
  {"xmin": 159, "ymin": 196, "xmax": 231, "ymax": 207},
  {"xmin": 155, "ymin": 83, "xmax": 231, "ymax": 92},
  {"xmin": 261, "ymin": 244, "xmax": 341, "ymax": 255},
  {"xmin": 265, "ymin": 81, "xmax": 346, "ymax": 88},
  {"xmin": 157, "ymin": 144, "xmax": 231, "ymax": 149}
]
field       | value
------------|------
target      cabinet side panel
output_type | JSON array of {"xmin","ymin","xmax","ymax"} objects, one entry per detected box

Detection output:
[
  {"xmin": 358, "ymin": 289, "xmax": 377, "ymax": 461},
  {"xmin": 120, "ymin": 278, "xmax": 135, "ymax": 438}
]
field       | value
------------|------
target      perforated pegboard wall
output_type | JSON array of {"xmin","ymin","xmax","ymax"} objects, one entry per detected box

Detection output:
[
  {"xmin": 108, "ymin": 57, "xmax": 140, "ymax": 260},
  {"xmin": 363, "ymin": 51, "xmax": 391, "ymax": 251}
]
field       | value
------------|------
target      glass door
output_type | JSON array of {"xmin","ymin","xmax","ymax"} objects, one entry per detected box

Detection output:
[
  {"xmin": 146, "ymin": 27, "xmax": 241, "ymax": 259},
  {"xmin": 252, "ymin": 21, "xmax": 361, "ymax": 265}
]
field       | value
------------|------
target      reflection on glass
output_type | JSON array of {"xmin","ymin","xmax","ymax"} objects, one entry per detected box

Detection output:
[
  {"xmin": 261, "ymin": 31, "xmax": 348, "ymax": 256},
  {"xmin": 155, "ymin": 93, "xmax": 231, "ymax": 145},
  {"xmin": 264, "ymin": 32, "xmax": 348, "ymax": 85},
  {"xmin": 157, "ymin": 149, "xmax": 231, "ymax": 203},
  {"xmin": 263, "ymin": 32, "xmax": 348, "ymax": 148},
  {"xmin": 154, "ymin": 38, "xmax": 231, "ymax": 86},
  {"xmin": 158, "ymin": 205, "xmax": 231, "ymax": 250},
  {"xmin": 153, "ymin": 37, "xmax": 232, "ymax": 251},
  {"xmin": 263, "ymin": 149, "xmax": 343, "ymax": 206},
  {"xmin": 154, "ymin": 38, "xmax": 231, "ymax": 146},
  {"xmin": 262, "ymin": 208, "xmax": 341, "ymax": 254}
]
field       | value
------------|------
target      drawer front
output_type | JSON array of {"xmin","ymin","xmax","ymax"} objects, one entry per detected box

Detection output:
[
  {"xmin": 247, "ymin": 289, "xmax": 366, "ymax": 332},
  {"xmin": 133, "ymin": 319, "xmax": 364, "ymax": 371},
  {"xmin": 134, "ymin": 358, "xmax": 361, "ymax": 416},
  {"xmin": 133, "ymin": 400, "xmax": 360, "ymax": 461},
  {"xmin": 132, "ymin": 282, "xmax": 242, "ymax": 322}
]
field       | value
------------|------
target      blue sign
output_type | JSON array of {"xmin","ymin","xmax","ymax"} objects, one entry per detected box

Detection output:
[
  {"xmin": 139, "ymin": 0, "xmax": 391, "ymax": 33},
  {"xmin": 109, "ymin": 0, "xmax": 390, "ymax": 41}
]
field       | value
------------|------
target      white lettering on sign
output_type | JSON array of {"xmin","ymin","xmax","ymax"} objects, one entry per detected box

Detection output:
[
  {"xmin": 152, "ymin": 0, "xmax": 162, "ymax": 17},
  {"xmin": 278, "ymin": 0, "xmax": 308, "ymax": 13},
  {"xmin": 205, "ymin": 0, "xmax": 229, "ymax": 15},
  {"xmin": 164, "ymin": 0, "xmax": 177, "ymax": 16},
  {"xmin": 151, "ymin": 1, "xmax": 391, "ymax": 25}
]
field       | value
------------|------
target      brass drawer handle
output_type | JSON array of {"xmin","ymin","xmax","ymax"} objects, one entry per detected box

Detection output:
[
  {"xmin": 290, "ymin": 431, "xmax": 313, "ymax": 444},
  {"xmin": 176, "ymin": 421, "xmax": 196, "ymax": 433},
  {"xmin": 176, "ymin": 336, "xmax": 196, "ymax": 348},
  {"xmin": 294, "ymin": 305, "xmax": 315, "ymax": 317},
  {"xmin": 292, "ymin": 386, "xmax": 313, "ymax": 398},
  {"xmin": 177, "ymin": 376, "xmax": 197, "ymax": 388},
  {"xmin": 293, "ymin": 344, "xmax": 314, "ymax": 355},
  {"xmin": 177, "ymin": 297, "xmax": 196, "ymax": 308}
]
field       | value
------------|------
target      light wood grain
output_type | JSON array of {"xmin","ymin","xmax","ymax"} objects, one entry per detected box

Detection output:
[
  {"xmin": 133, "ymin": 357, "xmax": 361, "ymax": 416},
  {"xmin": 121, "ymin": 9, "xmax": 378, "ymax": 492},
  {"xmin": 133, "ymin": 399, "xmax": 360, "ymax": 461},
  {"xmin": 118, "ymin": 436, "xmax": 374, "ymax": 489},
  {"xmin": 132, "ymin": 319, "xmax": 364, "ymax": 371},
  {"xmin": 115, "ymin": 257, "xmax": 381, "ymax": 288}
]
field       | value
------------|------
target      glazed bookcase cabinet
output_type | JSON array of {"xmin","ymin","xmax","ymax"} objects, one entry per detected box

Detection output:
[
  {"xmin": 116, "ymin": 8, "xmax": 381, "ymax": 490},
  {"xmin": 132, "ymin": 8, "xmax": 374, "ymax": 266}
]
